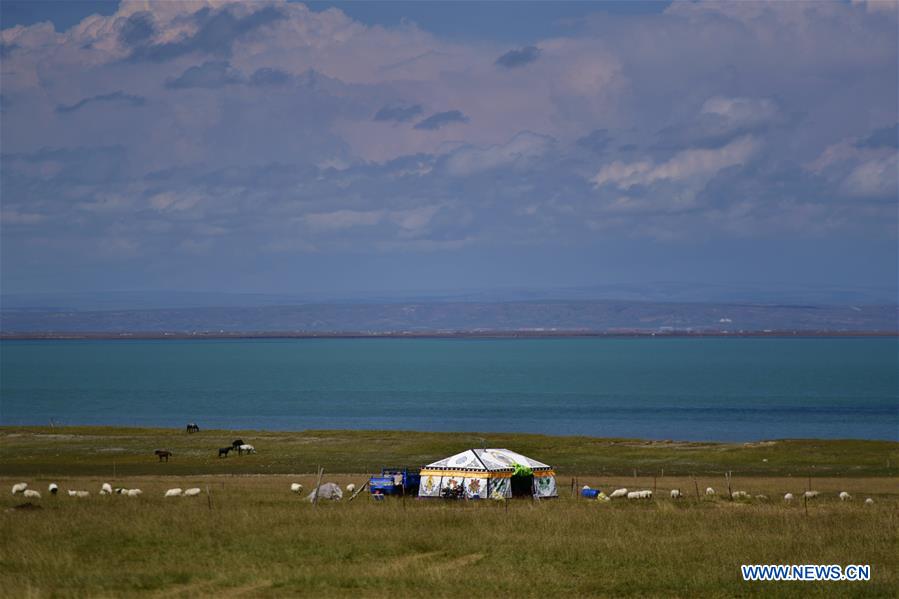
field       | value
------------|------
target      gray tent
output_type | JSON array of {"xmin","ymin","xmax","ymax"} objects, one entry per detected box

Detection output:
[{"xmin": 305, "ymin": 482, "xmax": 343, "ymax": 502}]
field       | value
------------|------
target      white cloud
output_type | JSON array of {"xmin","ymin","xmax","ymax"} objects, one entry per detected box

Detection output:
[
  {"xmin": 149, "ymin": 192, "xmax": 203, "ymax": 212},
  {"xmin": 444, "ymin": 131, "xmax": 554, "ymax": 176},
  {"xmin": 303, "ymin": 209, "xmax": 384, "ymax": 230},
  {"xmin": 701, "ymin": 96, "xmax": 779, "ymax": 128},
  {"xmin": 593, "ymin": 136, "xmax": 758, "ymax": 189},
  {"xmin": 843, "ymin": 154, "xmax": 898, "ymax": 197},
  {"xmin": 0, "ymin": 209, "xmax": 45, "ymax": 225}
]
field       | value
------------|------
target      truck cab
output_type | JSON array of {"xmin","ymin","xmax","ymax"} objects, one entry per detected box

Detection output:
[{"xmin": 369, "ymin": 467, "xmax": 421, "ymax": 496}]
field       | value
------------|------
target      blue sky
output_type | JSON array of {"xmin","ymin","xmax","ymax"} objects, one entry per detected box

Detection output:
[{"xmin": 1, "ymin": 1, "xmax": 896, "ymax": 299}]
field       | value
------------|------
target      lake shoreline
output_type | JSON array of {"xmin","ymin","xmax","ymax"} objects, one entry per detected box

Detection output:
[{"xmin": 2, "ymin": 329, "xmax": 897, "ymax": 340}]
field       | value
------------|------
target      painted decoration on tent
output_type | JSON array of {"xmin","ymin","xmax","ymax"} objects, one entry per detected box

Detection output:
[
  {"xmin": 464, "ymin": 477, "xmax": 487, "ymax": 499},
  {"xmin": 535, "ymin": 476, "xmax": 557, "ymax": 497},
  {"xmin": 441, "ymin": 476, "xmax": 463, "ymax": 492},
  {"xmin": 489, "ymin": 478, "xmax": 511, "ymax": 499},
  {"xmin": 420, "ymin": 475, "xmax": 441, "ymax": 497},
  {"xmin": 422, "ymin": 449, "xmax": 552, "ymax": 473}
]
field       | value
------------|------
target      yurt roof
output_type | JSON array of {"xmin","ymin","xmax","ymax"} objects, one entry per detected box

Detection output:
[{"xmin": 423, "ymin": 448, "xmax": 552, "ymax": 473}]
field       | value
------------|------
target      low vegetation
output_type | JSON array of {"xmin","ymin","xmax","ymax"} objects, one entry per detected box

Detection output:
[{"xmin": 1, "ymin": 428, "xmax": 896, "ymax": 596}]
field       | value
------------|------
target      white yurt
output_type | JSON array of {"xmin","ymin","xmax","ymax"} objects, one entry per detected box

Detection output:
[{"xmin": 418, "ymin": 448, "xmax": 557, "ymax": 499}]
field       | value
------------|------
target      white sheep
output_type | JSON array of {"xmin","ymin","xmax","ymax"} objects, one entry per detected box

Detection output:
[
  {"xmin": 68, "ymin": 490, "xmax": 89, "ymax": 497},
  {"xmin": 48, "ymin": 483, "xmax": 58, "ymax": 495},
  {"xmin": 670, "ymin": 489, "xmax": 682, "ymax": 499},
  {"xmin": 346, "ymin": 483, "xmax": 356, "ymax": 494},
  {"xmin": 609, "ymin": 488, "xmax": 628, "ymax": 499},
  {"xmin": 100, "ymin": 483, "xmax": 113, "ymax": 495},
  {"xmin": 731, "ymin": 491, "xmax": 750, "ymax": 500},
  {"xmin": 627, "ymin": 490, "xmax": 652, "ymax": 500},
  {"xmin": 11, "ymin": 482, "xmax": 28, "ymax": 495},
  {"xmin": 183, "ymin": 488, "xmax": 201, "ymax": 497},
  {"xmin": 238, "ymin": 444, "xmax": 256, "ymax": 454},
  {"xmin": 865, "ymin": 497, "xmax": 874, "ymax": 505},
  {"xmin": 803, "ymin": 490, "xmax": 819, "ymax": 499},
  {"xmin": 126, "ymin": 489, "xmax": 142, "ymax": 497},
  {"xmin": 705, "ymin": 487, "xmax": 716, "ymax": 496},
  {"xmin": 164, "ymin": 488, "xmax": 183, "ymax": 497},
  {"xmin": 754, "ymin": 494, "xmax": 768, "ymax": 501},
  {"xmin": 290, "ymin": 483, "xmax": 303, "ymax": 494},
  {"xmin": 23, "ymin": 489, "xmax": 42, "ymax": 499},
  {"xmin": 839, "ymin": 491, "xmax": 852, "ymax": 502},
  {"xmin": 784, "ymin": 493, "xmax": 794, "ymax": 502}
]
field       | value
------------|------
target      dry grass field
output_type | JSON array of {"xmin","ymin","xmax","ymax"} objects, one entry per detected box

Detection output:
[{"xmin": 1, "ymin": 428, "xmax": 897, "ymax": 597}]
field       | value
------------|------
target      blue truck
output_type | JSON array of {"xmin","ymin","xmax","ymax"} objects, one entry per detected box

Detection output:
[{"xmin": 369, "ymin": 467, "xmax": 421, "ymax": 496}]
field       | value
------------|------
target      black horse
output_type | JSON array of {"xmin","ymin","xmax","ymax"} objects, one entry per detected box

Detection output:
[
  {"xmin": 154, "ymin": 449, "xmax": 172, "ymax": 462},
  {"xmin": 218, "ymin": 447, "xmax": 231, "ymax": 458},
  {"xmin": 231, "ymin": 439, "xmax": 244, "ymax": 450},
  {"xmin": 186, "ymin": 423, "xmax": 200, "ymax": 433}
]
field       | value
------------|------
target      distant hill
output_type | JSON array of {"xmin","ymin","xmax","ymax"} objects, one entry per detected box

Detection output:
[{"xmin": 1, "ymin": 300, "xmax": 896, "ymax": 335}]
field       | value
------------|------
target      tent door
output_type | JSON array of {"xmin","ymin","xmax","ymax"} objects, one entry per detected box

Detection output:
[{"xmin": 510, "ymin": 474, "xmax": 534, "ymax": 497}]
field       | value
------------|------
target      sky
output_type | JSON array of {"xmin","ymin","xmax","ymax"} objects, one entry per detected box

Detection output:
[{"xmin": 1, "ymin": 0, "xmax": 897, "ymax": 300}]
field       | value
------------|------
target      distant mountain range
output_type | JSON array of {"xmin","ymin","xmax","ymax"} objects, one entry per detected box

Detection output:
[
  {"xmin": 2, "ymin": 282, "xmax": 897, "ymax": 311},
  {"xmin": 1, "ymin": 299, "xmax": 896, "ymax": 335}
]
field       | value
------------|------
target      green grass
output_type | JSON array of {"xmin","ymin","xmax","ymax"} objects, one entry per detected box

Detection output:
[
  {"xmin": 1, "ymin": 428, "xmax": 897, "ymax": 597},
  {"xmin": 1, "ymin": 426, "xmax": 897, "ymax": 478}
]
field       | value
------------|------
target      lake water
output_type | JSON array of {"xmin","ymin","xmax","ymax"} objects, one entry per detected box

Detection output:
[{"xmin": 0, "ymin": 338, "xmax": 896, "ymax": 441}]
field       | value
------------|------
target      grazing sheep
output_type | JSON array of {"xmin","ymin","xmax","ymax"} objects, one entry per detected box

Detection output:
[
  {"xmin": 705, "ymin": 487, "xmax": 716, "ymax": 496},
  {"xmin": 48, "ymin": 483, "xmax": 58, "ymax": 495},
  {"xmin": 290, "ymin": 483, "xmax": 303, "ymax": 494},
  {"xmin": 100, "ymin": 483, "xmax": 113, "ymax": 495},
  {"xmin": 68, "ymin": 490, "xmax": 89, "ymax": 497},
  {"xmin": 627, "ymin": 490, "xmax": 652, "ymax": 500},
  {"xmin": 865, "ymin": 498, "xmax": 874, "ymax": 505},
  {"xmin": 731, "ymin": 491, "xmax": 751, "ymax": 500},
  {"xmin": 114, "ymin": 487, "xmax": 126, "ymax": 495},
  {"xmin": 183, "ymin": 488, "xmax": 202, "ymax": 497},
  {"xmin": 11, "ymin": 482, "xmax": 28, "ymax": 495},
  {"xmin": 126, "ymin": 489, "xmax": 142, "ymax": 497},
  {"xmin": 670, "ymin": 489, "xmax": 682, "ymax": 499},
  {"xmin": 23, "ymin": 489, "xmax": 41, "ymax": 499},
  {"xmin": 346, "ymin": 483, "xmax": 356, "ymax": 494},
  {"xmin": 755, "ymin": 495, "xmax": 769, "ymax": 501},
  {"xmin": 609, "ymin": 488, "xmax": 628, "ymax": 499},
  {"xmin": 164, "ymin": 488, "xmax": 183, "ymax": 497},
  {"xmin": 784, "ymin": 493, "xmax": 794, "ymax": 502},
  {"xmin": 803, "ymin": 490, "xmax": 819, "ymax": 499},
  {"xmin": 839, "ymin": 491, "xmax": 852, "ymax": 502},
  {"xmin": 238, "ymin": 444, "xmax": 256, "ymax": 455}
]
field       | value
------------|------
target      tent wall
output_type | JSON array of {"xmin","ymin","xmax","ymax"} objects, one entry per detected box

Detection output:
[
  {"xmin": 488, "ymin": 477, "xmax": 511, "ymax": 499},
  {"xmin": 463, "ymin": 477, "xmax": 488, "ymax": 499},
  {"xmin": 534, "ymin": 475, "xmax": 557, "ymax": 498},
  {"xmin": 419, "ymin": 474, "xmax": 442, "ymax": 497}
]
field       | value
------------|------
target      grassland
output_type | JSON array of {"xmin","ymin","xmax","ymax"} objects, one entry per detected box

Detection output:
[
  {"xmin": 1, "ymin": 426, "xmax": 897, "ymax": 477},
  {"xmin": 1, "ymin": 427, "xmax": 897, "ymax": 597}
]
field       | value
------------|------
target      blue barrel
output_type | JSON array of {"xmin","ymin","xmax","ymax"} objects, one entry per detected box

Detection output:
[{"xmin": 581, "ymin": 488, "xmax": 601, "ymax": 499}]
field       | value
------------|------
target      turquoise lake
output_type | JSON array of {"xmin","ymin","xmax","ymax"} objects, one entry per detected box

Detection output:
[{"xmin": 0, "ymin": 337, "xmax": 896, "ymax": 441}]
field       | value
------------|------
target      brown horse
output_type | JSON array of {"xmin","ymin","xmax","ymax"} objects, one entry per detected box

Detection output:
[{"xmin": 154, "ymin": 449, "xmax": 172, "ymax": 462}]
